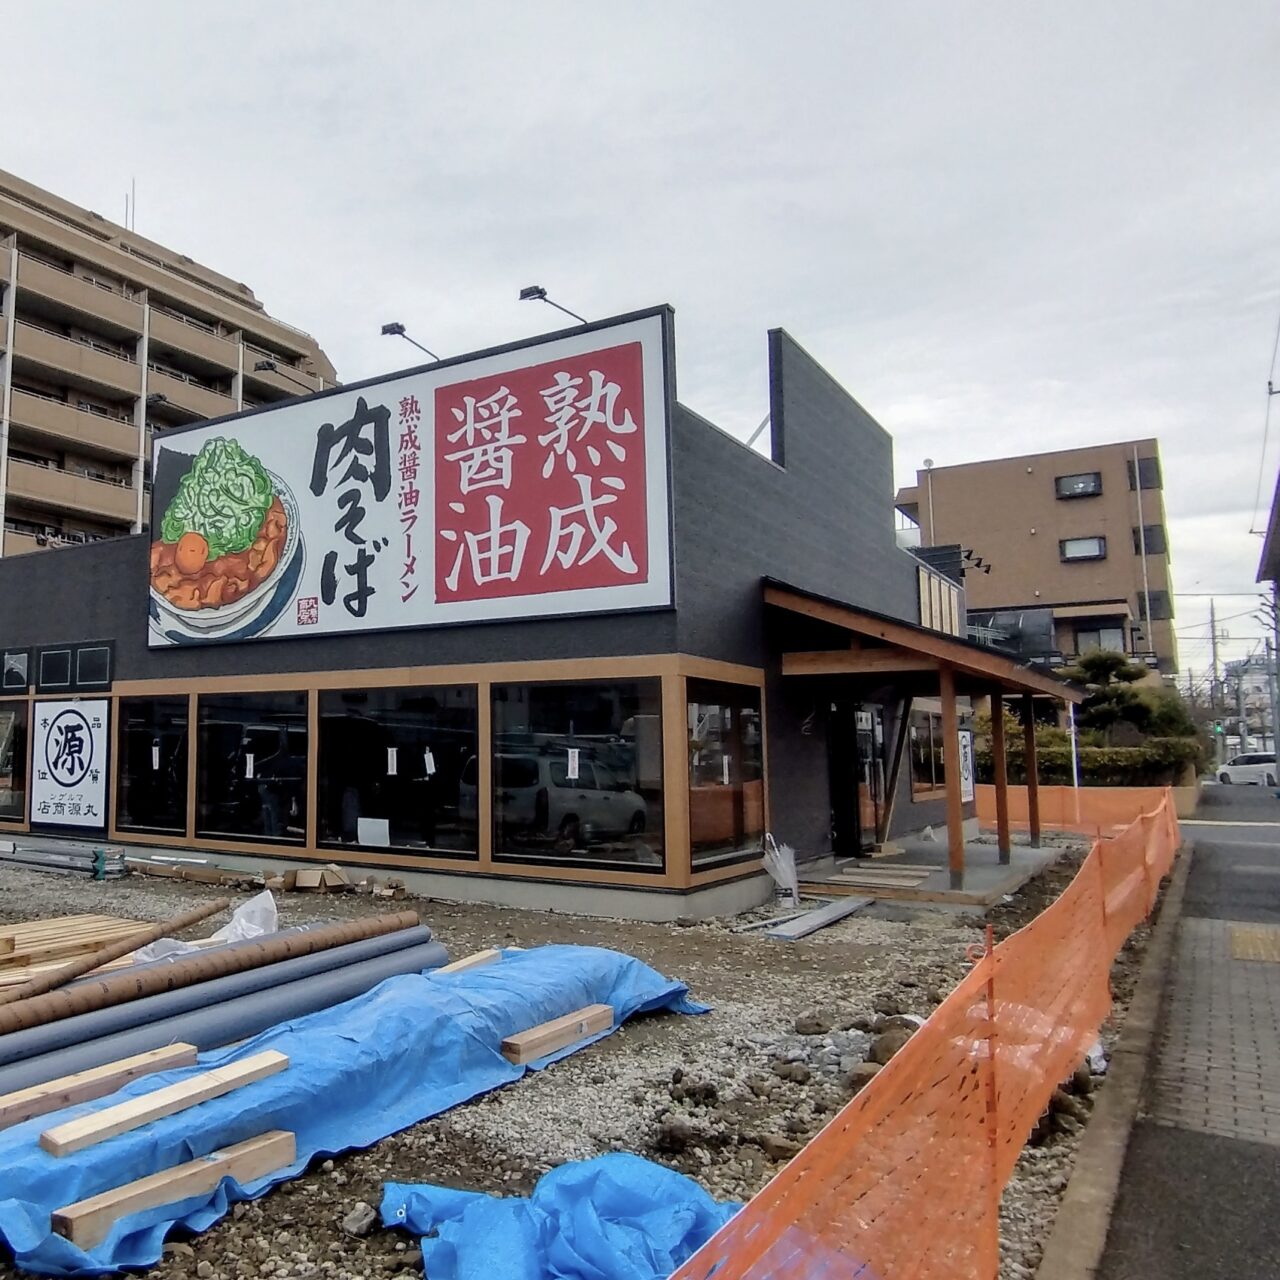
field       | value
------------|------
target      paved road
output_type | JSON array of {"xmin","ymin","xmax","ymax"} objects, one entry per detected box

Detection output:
[{"xmin": 1098, "ymin": 787, "xmax": 1280, "ymax": 1279}]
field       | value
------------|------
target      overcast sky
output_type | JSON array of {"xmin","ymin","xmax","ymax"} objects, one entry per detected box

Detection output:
[{"xmin": 6, "ymin": 1, "xmax": 1278, "ymax": 679}]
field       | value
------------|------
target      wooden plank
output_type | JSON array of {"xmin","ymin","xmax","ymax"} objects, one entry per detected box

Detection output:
[
  {"xmin": 2, "ymin": 927, "xmax": 152, "ymax": 969},
  {"xmin": 52, "ymin": 1130, "xmax": 295, "ymax": 1249},
  {"xmin": 436, "ymin": 948, "xmax": 502, "ymax": 975},
  {"xmin": 0, "ymin": 1044, "xmax": 198, "ymax": 1130},
  {"xmin": 766, "ymin": 895, "xmax": 873, "ymax": 940},
  {"xmin": 40, "ymin": 1050, "xmax": 289, "ymax": 1157},
  {"xmin": 782, "ymin": 649, "xmax": 938, "ymax": 676},
  {"xmin": 501, "ymin": 1004, "xmax": 613, "ymax": 1064}
]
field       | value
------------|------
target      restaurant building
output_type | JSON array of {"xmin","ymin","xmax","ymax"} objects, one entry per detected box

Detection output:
[{"xmin": 0, "ymin": 308, "xmax": 1075, "ymax": 918}]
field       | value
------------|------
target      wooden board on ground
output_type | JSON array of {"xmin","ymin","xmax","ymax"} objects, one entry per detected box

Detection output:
[
  {"xmin": 123, "ymin": 859, "xmax": 260, "ymax": 888},
  {"xmin": 0, "ymin": 917, "xmax": 150, "ymax": 969},
  {"xmin": 501, "ymin": 1003, "xmax": 613, "ymax": 1064},
  {"xmin": 437, "ymin": 948, "xmax": 502, "ymax": 975},
  {"xmin": 830, "ymin": 871, "xmax": 932, "ymax": 888},
  {"xmin": 40, "ymin": 1050, "xmax": 289, "ymax": 1157},
  {"xmin": 52, "ymin": 1130, "xmax": 296, "ymax": 1249},
  {"xmin": 767, "ymin": 896, "xmax": 873, "ymax": 940},
  {"xmin": 0, "ymin": 1044, "xmax": 198, "ymax": 1130}
]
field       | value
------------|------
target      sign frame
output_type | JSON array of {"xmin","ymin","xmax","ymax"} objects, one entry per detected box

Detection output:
[
  {"xmin": 147, "ymin": 306, "xmax": 677, "ymax": 649},
  {"xmin": 29, "ymin": 698, "xmax": 111, "ymax": 834}
]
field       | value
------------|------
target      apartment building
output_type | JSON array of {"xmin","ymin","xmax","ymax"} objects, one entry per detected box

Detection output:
[
  {"xmin": 895, "ymin": 439, "xmax": 1177, "ymax": 671},
  {"xmin": 0, "ymin": 169, "xmax": 336, "ymax": 555}
]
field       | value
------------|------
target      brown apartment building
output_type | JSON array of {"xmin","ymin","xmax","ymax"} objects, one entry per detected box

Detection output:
[
  {"xmin": 0, "ymin": 169, "xmax": 335, "ymax": 555},
  {"xmin": 895, "ymin": 439, "xmax": 1177, "ymax": 672}
]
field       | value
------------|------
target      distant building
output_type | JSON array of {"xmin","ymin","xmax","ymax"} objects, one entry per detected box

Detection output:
[
  {"xmin": 896, "ymin": 439, "xmax": 1176, "ymax": 672},
  {"xmin": 0, "ymin": 168, "xmax": 336, "ymax": 555}
]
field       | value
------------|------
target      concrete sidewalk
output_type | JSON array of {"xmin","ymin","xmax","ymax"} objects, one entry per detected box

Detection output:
[{"xmin": 1098, "ymin": 790, "xmax": 1280, "ymax": 1278}]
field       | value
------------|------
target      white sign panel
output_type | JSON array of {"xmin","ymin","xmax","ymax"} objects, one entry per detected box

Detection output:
[
  {"xmin": 958, "ymin": 729, "xmax": 975, "ymax": 804},
  {"xmin": 148, "ymin": 312, "xmax": 672, "ymax": 647},
  {"xmin": 31, "ymin": 700, "xmax": 109, "ymax": 829}
]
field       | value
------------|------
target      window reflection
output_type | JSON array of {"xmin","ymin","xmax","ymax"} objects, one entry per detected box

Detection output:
[
  {"xmin": 910, "ymin": 710, "xmax": 947, "ymax": 799},
  {"xmin": 117, "ymin": 697, "xmax": 188, "ymax": 834},
  {"xmin": 490, "ymin": 679, "xmax": 664, "ymax": 867},
  {"xmin": 317, "ymin": 686, "xmax": 478, "ymax": 854},
  {"xmin": 0, "ymin": 702, "xmax": 28, "ymax": 821},
  {"xmin": 196, "ymin": 692, "xmax": 307, "ymax": 843},
  {"xmin": 688, "ymin": 679, "xmax": 764, "ymax": 865}
]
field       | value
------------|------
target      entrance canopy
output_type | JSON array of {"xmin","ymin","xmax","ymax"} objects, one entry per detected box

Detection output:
[{"xmin": 765, "ymin": 580, "xmax": 1082, "ymax": 888}]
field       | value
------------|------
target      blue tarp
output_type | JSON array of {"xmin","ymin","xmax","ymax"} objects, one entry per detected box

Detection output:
[
  {"xmin": 382, "ymin": 1153, "xmax": 739, "ymax": 1280},
  {"xmin": 0, "ymin": 945, "xmax": 704, "ymax": 1277}
]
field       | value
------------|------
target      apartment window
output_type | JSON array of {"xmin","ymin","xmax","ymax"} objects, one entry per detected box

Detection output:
[
  {"xmin": 1060, "ymin": 535, "xmax": 1107, "ymax": 562},
  {"xmin": 116, "ymin": 697, "xmax": 188, "ymax": 835},
  {"xmin": 910, "ymin": 711, "xmax": 946, "ymax": 798},
  {"xmin": 1126, "ymin": 456, "xmax": 1162, "ymax": 490},
  {"xmin": 196, "ymin": 692, "xmax": 307, "ymax": 843},
  {"xmin": 0, "ymin": 702, "xmax": 29, "ymax": 821},
  {"xmin": 1075, "ymin": 626, "xmax": 1127, "ymax": 654},
  {"xmin": 1132, "ymin": 523, "xmax": 1167, "ymax": 555},
  {"xmin": 317, "ymin": 686, "xmax": 478, "ymax": 855},
  {"xmin": 688, "ymin": 679, "xmax": 763, "ymax": 866},
  {"xmin": 1136, "ymin": 590, "xmax": 1173, "ymax": 622},
  {"xmin": 492, "ymin": 679, "xmax": 664, "ymax": 869},
  {"xmin": 1055, "ymin": 472, "xmax": 1102, "ymax": 499}
]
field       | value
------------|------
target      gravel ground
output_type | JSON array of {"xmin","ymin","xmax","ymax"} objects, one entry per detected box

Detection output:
[{"xmin": 0, "ymin": 841, "xmax": 1155, "ymax": 1280}]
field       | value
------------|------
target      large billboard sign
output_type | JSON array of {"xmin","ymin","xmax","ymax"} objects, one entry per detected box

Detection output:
[{"xmin": 148, "ymin": 312, "xmax": 672, "ymax": 647}]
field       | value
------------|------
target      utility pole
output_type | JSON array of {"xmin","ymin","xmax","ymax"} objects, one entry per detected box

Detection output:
[
  {"xmin": 1268, "ymin": 637, "xmax": 1279, "ymax": 754},
  {"xmin": 1210, "ymin": 598, "xmax": 1222, "ymax": 713},
  {"xmin": 1238, "ymin": 669, "xmax": 1250, "ymax": 752}
]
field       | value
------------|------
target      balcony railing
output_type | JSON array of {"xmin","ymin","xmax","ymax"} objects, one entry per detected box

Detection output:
[
  {"xmin": 13, "ymin": 384, "xmax": 132, "ymax": 424},
  {"xmin": 151, "ymin": 301, "xmax": 220, "ymax": 336},
  {"xmin": 20, "ymin": 317, "xmax": 135, "ymax": 363},
  {"xmin": 146, "ymin": 360, "xmax": 225, "ymax": 394}
]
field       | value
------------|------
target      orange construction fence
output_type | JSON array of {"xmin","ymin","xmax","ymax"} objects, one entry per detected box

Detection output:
[
  {"xmin": 671, "ymin": 788, "xmax": 1180, "ymax": 1280},
  {"xmin": 975, "ymin": 783, "xmax": 1171, "ymax": 834}
]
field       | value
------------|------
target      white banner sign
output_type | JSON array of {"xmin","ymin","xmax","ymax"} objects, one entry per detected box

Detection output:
[
  {"xmin": 148, "ymin": 312, "xmax": 672, "ymax": 647},
  {"xmin": 958, "ymin": 729, "xmax": 976, "ymax": 804},
  {"xmin": 31, "ymin": 700, "xmax": 109, "ymax": 829}
]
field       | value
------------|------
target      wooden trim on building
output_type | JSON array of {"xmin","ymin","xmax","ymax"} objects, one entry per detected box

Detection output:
[{"xmin": 662, "ymin": 673, "xmax": 692, "ymax": 889}]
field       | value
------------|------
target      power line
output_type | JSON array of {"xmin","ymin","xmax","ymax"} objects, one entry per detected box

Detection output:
[{"xmin": 1249, "ymin": 301, "xmax": 1280, "ymax": 533}]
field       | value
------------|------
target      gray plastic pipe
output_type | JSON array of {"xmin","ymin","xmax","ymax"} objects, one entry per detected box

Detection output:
[
  {"xmin": 0, "ymin": 925, "xmax": 437, "ymax": 1067},
  {"xmin": 0, "ymin": 938, "xmax": 448, "ymax": 1095}
]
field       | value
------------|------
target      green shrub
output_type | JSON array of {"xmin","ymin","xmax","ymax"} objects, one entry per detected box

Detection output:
[{"xmin": 975, "ymin": 736, "xmax": 1203, "ymax": 787}]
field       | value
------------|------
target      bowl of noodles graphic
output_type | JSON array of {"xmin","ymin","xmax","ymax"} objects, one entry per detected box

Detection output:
[{"xmin": 149, "ymin": 438, "xmax": 302, "ymax": 639}]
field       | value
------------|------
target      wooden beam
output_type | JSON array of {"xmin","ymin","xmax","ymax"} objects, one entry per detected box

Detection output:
[
  {"xmin": 52, "ymin": 1131, "xmax": 295, "ymax": 1249},
  {"xmin": 500, "ymin": 1004, "xmax": 613, "ymax": 1065},
  {"xmin": 0, "ymin": 1044, "xmax": 198, "ymax": 1131},
  {"xmin": 939, "ymin": 664, "xmax": 965, "ymax": 889},
  {"xmin": 990, "ymin": 690, "xmax": 1011, "ymax": 864},
  {"xmin": 765, "ymin": 584, "xmax": 1079, "ymax": 701},
  {"xmin": 40, "ymin": 1050, "xmax": 289, "ymax": 1157},
  {"xmin": 436, "ymin": 948, "xmax": 501, "ymax": 975},
  {"xmin": 782, "ymin": 650, "xmax": 937, "ymax": 677},
  {"xmin": 876, "ymin": 696, "xmax": 913, "ymax": 844},
  {"xmin": 1023, "ymin": 693, "xmax": 1042, "ymax": 848}
]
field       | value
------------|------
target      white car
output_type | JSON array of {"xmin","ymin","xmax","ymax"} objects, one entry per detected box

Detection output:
[
  {"xmin": 1218, "ymin": 753, "xmax": 1277, "ymax": 786},
  {"xmin": 459, "ymin": 752, "xmax": 648, "ymax": 847}
]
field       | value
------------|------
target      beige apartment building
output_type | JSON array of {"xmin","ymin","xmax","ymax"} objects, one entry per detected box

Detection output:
[
  {"xmin": 896, "ymin": 439, "xmax": 1177, "ymax": 671},
  {"xmin": 0, "ymin": 169, "xmax": 336, "ymax": 555}
]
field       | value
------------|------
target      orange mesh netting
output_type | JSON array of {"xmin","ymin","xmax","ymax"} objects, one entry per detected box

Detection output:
[
  {"xmin": 671, "ymin": 788, "xmax": 1180, "ymax": 1280},
  {"xmin": 974, "ymin": 784, "xmax": 1170, "ymax": 834}
]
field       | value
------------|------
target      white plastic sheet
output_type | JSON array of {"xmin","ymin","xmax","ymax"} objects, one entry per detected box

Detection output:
[{"xmin": 132, "ymin": 890, "xmax": 278, "ymax": 963}]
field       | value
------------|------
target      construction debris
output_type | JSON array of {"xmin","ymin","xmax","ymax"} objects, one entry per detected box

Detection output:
[
  {"xmin": 766, "ymin": 895, "xmax": 874, "ymax": 940},
  {"xmin": 0, "ymin": 840, "xmax": 126, "ymax": 880}
]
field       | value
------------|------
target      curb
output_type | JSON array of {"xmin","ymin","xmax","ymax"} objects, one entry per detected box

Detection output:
[{"xmin": 1033, "ymin": 839, "xmax": 1193, "ymax": 1280}]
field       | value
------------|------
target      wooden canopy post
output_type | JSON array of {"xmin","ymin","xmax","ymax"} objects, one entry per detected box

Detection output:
[
  {"xmin": 940, "ymin": 665, "xmax": 965, "ymax": 889},
  {"xmin": 1022, "ymin": 693, "xmax": 1041, "ymax": 848},
  {"xmin": 990, "ymin": 689, "xmax": 1011, "ymax": 865}
]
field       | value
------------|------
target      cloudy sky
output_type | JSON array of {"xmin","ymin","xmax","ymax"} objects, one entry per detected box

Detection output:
[{"xmin": 6, "ymin": 1, "xmax": 1277, "ymax": 677}]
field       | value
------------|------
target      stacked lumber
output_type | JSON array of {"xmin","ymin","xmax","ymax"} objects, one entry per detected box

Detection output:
[
  {"xmin": 0, "ymin": 917, "xmax": 149, "ymax": 971},
  {"xmin": 124, "ymin": 858, "xmax": 262, "ymax": 889}
]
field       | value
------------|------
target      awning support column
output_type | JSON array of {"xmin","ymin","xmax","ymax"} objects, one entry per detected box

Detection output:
[
  {"xmin": 1022, "ymin": 693, "xmax": 1041, "ymax": 848},
  {"xmin": 990, "ymin": 689, "xmax": 1011, "ymax": 864},
  {"xmin": 940, "ymin": 664, "xmax": 965, "ymax": 889}
]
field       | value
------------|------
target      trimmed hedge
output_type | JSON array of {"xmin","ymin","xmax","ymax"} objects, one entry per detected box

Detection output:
[{"xmin": 975, "ymin": 736, "xmax": 1202, "ymax": 787}]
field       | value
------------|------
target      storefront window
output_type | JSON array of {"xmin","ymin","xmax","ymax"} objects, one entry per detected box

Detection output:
[
  {"xmin": 688, "ymin": 679, "xmax": 764, "ymax": 866},
  {"xmin": 318, "ymin": 686, "xmax": 478, "ymax": 855},
  {"xmin": 491, "ymin": 679, "xmax": 664, "ymax": 868},
  {"xmin": 0, "ymin": 702, "xmax": 28, "ymax": 821},
  {"xmin": 196, "ymin": 692, "xmax": 307, "ymax": 843},
  {"xmin": 910, "ymin": 710, "xmax": 947, "ymax": 798},
  {"xmin": 117, "ymin": 697, "xmax": 188, "ymax": 834}
]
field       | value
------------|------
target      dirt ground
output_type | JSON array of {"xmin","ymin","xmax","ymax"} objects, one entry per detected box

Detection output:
[{"xmin": 0, "ymin": 839, "xmax": 1155, "ymax": 1280}]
